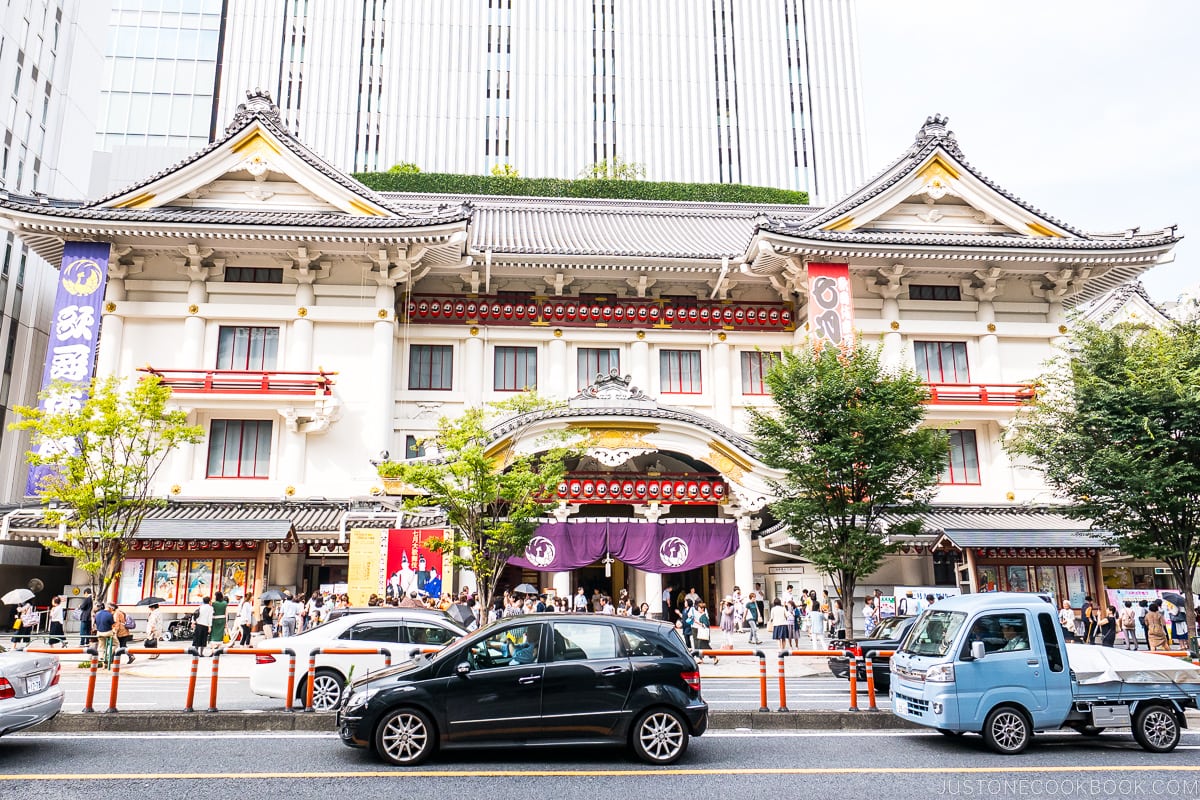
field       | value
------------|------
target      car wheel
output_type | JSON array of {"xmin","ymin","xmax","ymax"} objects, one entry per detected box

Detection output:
[
  {"xmin": 1132, "ymin": 705, "xmax": 1180, "ymax": 753},
  {"xmin": 374, "ymin": 707, "xmax": 436, "ymax": 766},
  {"xmin": 300, "ymin": 669, "xmax": 344, "ymax": 711},
  {"xmin": 982, "ymin": 705, "xmax": 1031, "ymax": 755},
  {"xmin": 631, "ymin": 707, "xmax": 689, "ymax": 765}
]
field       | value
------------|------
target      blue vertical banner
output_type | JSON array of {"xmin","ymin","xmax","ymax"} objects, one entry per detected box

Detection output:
[{"xmin": 24, "ymin": 242, "xmax": 110, "ymax": 497}]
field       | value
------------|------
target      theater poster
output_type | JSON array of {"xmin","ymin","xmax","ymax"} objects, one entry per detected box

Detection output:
[
  {"xmin": 807, "ymin": 262, "xmax": 854, "ymax": 347},
  {"xmin": 386, "ymin": 529, "xmax": 446, "ymax": 600}
]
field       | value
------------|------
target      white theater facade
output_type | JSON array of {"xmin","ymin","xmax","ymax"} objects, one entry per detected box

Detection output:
[{"xmin": 0, "ymin": 95, "xmax": 1180, "ymax": 618}]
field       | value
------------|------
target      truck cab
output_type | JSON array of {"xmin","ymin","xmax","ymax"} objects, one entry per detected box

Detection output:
[{"xmin": 890, "ymin": 592, "xmax": 1198, "ymax": 754}]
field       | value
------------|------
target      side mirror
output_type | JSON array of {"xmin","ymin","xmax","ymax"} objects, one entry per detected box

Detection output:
[
  {"xmin": 970, "ymin": 640, "xmax": 986, "ymax": 661},
  {"xmin": 455, "ymin": 661, "xmax": 472, "ymax": 677}
]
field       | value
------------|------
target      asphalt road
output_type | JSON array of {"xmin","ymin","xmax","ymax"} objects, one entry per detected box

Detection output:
[
  {"xmin": 3, "ymin": 728, "xmax": 1199, "ymax": 800},
  {"xmin": 56, "ymin": 668, "xmax": 887, "ymax": 713}
]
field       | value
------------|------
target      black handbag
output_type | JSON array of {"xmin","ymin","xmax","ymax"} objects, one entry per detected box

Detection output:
[{"xmin": 144, "ymin": 637, "xmax": 158, "ymax": 648}]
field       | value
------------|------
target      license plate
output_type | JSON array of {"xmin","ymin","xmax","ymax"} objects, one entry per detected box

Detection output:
[
  {"xmin": 895, "ymin": 700, "xmax": 907, "ymax": 715},
  {"xmin": 26, "ymin": 673, "xmax": 43, "ymax": 693}
]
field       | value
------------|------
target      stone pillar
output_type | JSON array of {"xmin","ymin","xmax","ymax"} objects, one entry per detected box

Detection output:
[
  {"xmin": 869, "ymin": 265, "xmax": 906, "ymax": 369},
  {"xmin": 370, "ymin": 281, "xmax": 397, "ymax": 456},
  {"xmin": 551, "ymin": 571, "xmax": 572, "ymax": 602},
  {"xmin": 711, "ymin": 337, "xmax": 732, "ymax": 424},
  {"xmin": 464, "ymin": 333, "xmax": 485, "ymax": 407},
  {"xmin": 548, "ymin": 335, "xmax": 569, "ymax": 400},
  {"xmin": 174, "ymin": 246, "xmax": 222, "ymax": 365},
  {"xmin": 963, "ymin": 267, "xmax": 1004, "ymax": 380},
  {"xmin": 96, "ymin": 257, "xmax": 141, "ymax": 379},
  {"xmin": 629, "ymin": 337, "xmax": 650, "ymax": 391},
  {"xmin": 291, "ymin": 282, "xmax": 316, "ymax": 370},
  {"xmin": 733, "ymin": 513, "xmax": 755, "ymax": 597}
]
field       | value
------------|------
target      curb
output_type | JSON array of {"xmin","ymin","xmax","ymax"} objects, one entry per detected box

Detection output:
[{"xmin": 32, "ymin": 709, "xmax": 920, "ymax": 734}]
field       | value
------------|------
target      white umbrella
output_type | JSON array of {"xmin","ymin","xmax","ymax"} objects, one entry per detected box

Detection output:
[{"xmin": 1, "ymin": 588, "xmax": 34, "ymax": 605}]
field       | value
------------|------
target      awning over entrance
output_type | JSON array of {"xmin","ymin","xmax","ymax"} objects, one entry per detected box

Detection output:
[
  {"xmin": 509, "ymin": 519, "xmax": 738, "ymax": 574},
  {"xmin": 883, "ymin": 508, "xmax": 1110, "ymax": 551}
]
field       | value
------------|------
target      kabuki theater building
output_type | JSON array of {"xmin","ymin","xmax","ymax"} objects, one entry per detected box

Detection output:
[{"xmin": 0, "ymin": 94, "xmax": 1182, "ymax": 622}]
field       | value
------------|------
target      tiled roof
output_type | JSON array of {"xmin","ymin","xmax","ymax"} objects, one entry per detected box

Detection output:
[
  {"xmin": 881, "ymin": 506, "xmax": 1109, "ymax": 548},
  {"xmin": 92, "ymin": 89, "xmax": 402, "ymax": 215},
  {"xmin": 793, "ymin": 114, "xmax": 1088, "ymax": 238},
  {"xmin": 0, "ymin": 196, "xmax": 471, "ymax": 229},
  {"xmin": 754, "ymin": 225, "xmax": 1181, "ymax": 251}
]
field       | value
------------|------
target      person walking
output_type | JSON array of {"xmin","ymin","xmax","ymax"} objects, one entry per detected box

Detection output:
[
  {"xmin": 1058, "ymin": 600, "xmax": 1076, "ymax": 642},
  {"xmin": 769, "ymin": 598, "xmax": 790, "ymax": 652},
  {"xmin": 786, "ymin": 600, "xmax": 802, "ymax": 651},
  {"xmin": 1099, "ymin": 605, "xmax": 1117, "ymax": 648},
  {"xmin": 260, "ymin": 599, "xmax": 275, "ymax": 638},
  {"xmin": 77, "ymin": 589, "xmax": 94, "ymax": 649},
  {"xmin": 809, "ymin": 602, "xmax": 828, "ymax": 649},
  {"xmin": 236, "ymin": 594, "xmax": 254, "ymax": 646},
  {"xmin": 1082, "ymin": 596, "xmax": 1098, "ymax": 644},
  {"xmin": 12, "ymin": 601, "xmax": 36, "ymax": 649},
  {"xmin": 693, "ymin": 602, "xmax": 715, "ymax": 663},
  {"xmin": 47, "ymin": 596, "xmax": 65, "ymax": 647},
  {"xmin": 744, "ymin": 592, "xmax": 762, "ymax": 644},
  {"xmin": 719, "ymin": 597, "xmax": 736, "ymax": 649},
  {"xmin": 94, "ymin": 603, "xmax": 115, "ymax": 668},
  {"xmin": 863, "ymin": 596, "xmax": 878, "ymax": 638},
  {"xmin": 1135, "ymin": 600, "xmax": 1149, "ymax": 649},
  {"xmin": 112, "ymin": 604, "xmax": 135, "ymax": 664},
  {"xmin": 192, "ymin": 596, "xmax": 214, "ymax": 654},
  {"xmin": 210, "ymin": 592, "xmax": 229, "ymax": 648},
  {"xmin": 1118, "ymin": 601, "xmax": 1138, "ymax": 650},
  {"xmin": 676, "ymin": 599, "xmax": 695, "ymax": 649},
  {"xmin": 1144, "ymin": 602, "xmax": 1169, "ymax": 651},
  {"xmin": 831, "ymin": 599, "xmax": 846, "ymax": 640},
  {"xmin": 279, "ymin": 594, "xmax": 301, "ymax": 637},
  {"xmin": 145, "ymin": 602, "xmax": 164, "ymax": 659},
  {"xmin": 573, "ymin": 587, "xmax": 588, "ymax": 613}
]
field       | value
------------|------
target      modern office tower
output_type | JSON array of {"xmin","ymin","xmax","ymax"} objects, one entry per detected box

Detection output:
[
  {"xmin": 0, "ymin": 0, "xmax": 107, "ymax": 500},
  {"xmin": 90, "ymin": 0, "xmax": 866, "ymax": 202}
]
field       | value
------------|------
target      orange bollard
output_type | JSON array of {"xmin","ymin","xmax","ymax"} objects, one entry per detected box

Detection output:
[
  {"xmin": 864, "ymin": 655, "xmax": 878, "ymax": 711},
  {"xmin": 382, "ymin": 646, "xmax": 393, "ymax": 668},
  {"xmin": 756, "ymin": 650, "xmax": 769, "ymax": 712},
  {"xmin": 82, "ymin": 651, "xmax": 99, "ymax": 713},
  {"xmin": 847, "ymin": 652, "xmax": 859, "ymax": 712},
  {"xmin": 776, "ymin": 651, "xmax": 789, "ymax": 712},
  {"xmin": 183, "ymin": 648, "xmax": 200, "ymax": 712},
  {"xmin": 207, "ymin": 652, "xmax": 221, "ymax": 712},
  {"xmin": 106, "ymin": 649, "xmax": 125, "ymax": 713},
  {"xmin": 284, "ymin": 648, "xmax": 297, "ymax": 712},
  {"xmin": 305, "ymin": 649, "xmax": 319, "ymax": 712}
]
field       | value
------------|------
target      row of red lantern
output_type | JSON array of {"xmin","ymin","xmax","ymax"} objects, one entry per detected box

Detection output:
[
  {"xmin": 128, "ymin": 539, "xmax": 259, "ymax": 551},
  {"xmin": 405, "ymin": 297, "xmax": 792, "ymax": 329},
  {"xmin": 974, "ymin": 547, "xmax": 1095, "ymax": 559},
  {"xmin": 553, "ymin": 476, "xmax": 727, "ymax": 504}
]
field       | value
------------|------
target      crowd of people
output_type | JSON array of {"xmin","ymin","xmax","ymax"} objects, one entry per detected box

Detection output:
[{"xmin": 1060, "ymin": 595, "xmax": 1195, "ymax": 651}]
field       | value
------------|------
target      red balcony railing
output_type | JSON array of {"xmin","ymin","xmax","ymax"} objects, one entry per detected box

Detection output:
[
  {"xmin": 139, "ymin": 368, "xmax": 336, "ymax": 396},
  {"xmin": 924, "ymin": 383, "xmax": 1036, "ymax": 406},
  {"xmin": 404, "ymin": 294, "xmax": 795, "ymax": 331},
  {"xmin": 546, "ymin": 472, "xmax": 728, "ymax": 505}
]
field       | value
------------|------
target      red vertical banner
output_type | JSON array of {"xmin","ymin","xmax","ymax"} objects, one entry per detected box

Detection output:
[
  {"xmin": 386, "ymin": 529, "xmax": 446, "ymax": 600},
  {"xmin": 807, "ymin": 262, "xmax": 855, "ymax": 346}
]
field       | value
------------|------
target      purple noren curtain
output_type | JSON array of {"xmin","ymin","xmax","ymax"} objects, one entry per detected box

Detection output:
[{"xmin": 507, "ymin": 520, "xmax": 738, "ymax": 574}]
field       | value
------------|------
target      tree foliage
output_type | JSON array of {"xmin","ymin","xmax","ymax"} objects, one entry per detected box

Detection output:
[
  {"xmin": 748, "ymin": 341, "xmax": 949, "ymax": 636},
  {"xmin": 490, "ymin": 163, "xmax": 520, "ymax": 178},
  {"xmin": 388, "ymin": 161, "xmax": 421, "ymax": 174},
  {"xmin": 389, "ymin": 395, "xmax": 573, "ymax": 610},
  {"xmin": 578, "ymin": 156, "xmax": 647, "ymax": 181},
  {"xmin": 10, "ymin": 376, "xmax": 203, "ymax": 600},
  {"xmin": 1006, "ymin": 320, "xmax": 1200, "ymax": 652}
]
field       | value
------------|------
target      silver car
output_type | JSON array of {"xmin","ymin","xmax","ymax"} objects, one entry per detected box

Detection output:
[{"xmin": 0, "ymin": 650, "xmax": 63, "ymax": 736}]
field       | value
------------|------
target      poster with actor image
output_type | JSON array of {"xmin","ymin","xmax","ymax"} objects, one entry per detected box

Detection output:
[{"xmin": 386, "ymin": 529, "xmax": 445, "ymax": 600}]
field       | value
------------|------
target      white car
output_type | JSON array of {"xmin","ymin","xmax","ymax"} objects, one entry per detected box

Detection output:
[
  {"xmin": 0, "ymin": 650, "xmax": 64, "ymax": 736},
  {"xmin": 249, "ymin": 609, "xmax": 466, "ymax": 710}
]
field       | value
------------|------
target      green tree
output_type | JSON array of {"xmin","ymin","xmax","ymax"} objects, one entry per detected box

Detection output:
[
  {"xmin": 490, "ymin": 163, "xmax": 520, "ymax": 177},
  {"xmin": 1006, "ymin": 320, "xmax": 1200, "ymax": 654},
  {"xmin": 388, "ymin": 161, "xmax": 421, "ymax": 174},
  {"xmin": 10, "ymin": 376, "xmax": 204, "ymax": 601},
  {"xmin": 385, "ymin": 395, "xmax": 573, "ymax": 610},
  {"xmin": 578, "ymin": 156, "xmax": 646, "ymax": 181},
  {"xmin": 748, "ymin": 341, "xmax": 949, "ymax": 636}
]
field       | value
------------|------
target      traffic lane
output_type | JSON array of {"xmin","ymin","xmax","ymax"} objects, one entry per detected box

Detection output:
[{"xmin": 3, "ymin": 729, "xmax": 1199, "ymax": 800}]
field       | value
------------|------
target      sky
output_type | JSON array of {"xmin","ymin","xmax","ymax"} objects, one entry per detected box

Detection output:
[{"xmin": 854, "ymin": 0, "xmax": 1199, "ymax": 303}]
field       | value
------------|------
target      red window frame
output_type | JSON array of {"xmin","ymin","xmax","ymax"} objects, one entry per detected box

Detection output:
[
  {"xmin": 494, "ymin": 346, "xmax": 537, "ymax": 391},
  {"xmin": 942, "ymin": 429, "xmax": 981, "ymax": 485},
  {"xmin": 740, "ymin": 350, "xmax": 779, "ymax": 395},
  {"xmin": 660, "ymin": 350, "xmax": 703, "ymax": 394},
  {"xmin": 206, "ymin": 419, "xmax": 272, "ymax": 478}
]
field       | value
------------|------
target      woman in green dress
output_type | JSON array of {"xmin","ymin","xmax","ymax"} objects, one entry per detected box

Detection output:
[{"xmin": 210, "ymin": 591, "xmax": 229, "ymax": 646}]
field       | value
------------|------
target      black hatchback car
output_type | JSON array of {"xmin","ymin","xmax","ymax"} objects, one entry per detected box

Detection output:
[
  {"xmin": 337, "ymin": 613, "xmax": 707, "ymax": 766},
  {"xmin": 826, "ymin": 615, "xmax": 917, "ymax": 690}
]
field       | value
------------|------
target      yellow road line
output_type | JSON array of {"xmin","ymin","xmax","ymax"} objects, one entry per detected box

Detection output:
[{"xmin": 4, "ymin": 765, "xmax": 1200, "ymax": 781}]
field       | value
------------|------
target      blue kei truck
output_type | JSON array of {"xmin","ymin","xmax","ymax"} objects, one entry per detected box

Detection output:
[{"xmin": 889, "ymin": 592, "xmax": 1200, "ymax": 754}]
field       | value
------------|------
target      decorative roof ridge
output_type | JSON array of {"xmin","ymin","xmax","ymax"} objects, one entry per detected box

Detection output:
[
  {"xmin": 1082, "ymin": 280, "xmax": 1169, "ymax": 325},
  {"xmin": 775, "ymin": 114, "xmax": 1089, "ymax": 239},
  {"xmin": 88, "ymin": 89, "xmax": 405, "ymax": 218},
  {"xmin": 754, "ymin": 226, "xmax": 1180, "ymax": 250}
]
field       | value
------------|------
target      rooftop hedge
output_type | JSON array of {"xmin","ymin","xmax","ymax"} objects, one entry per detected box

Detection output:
[{"xmin": 353, "ymin": 171, "xmax": 808, "ymax": 205}]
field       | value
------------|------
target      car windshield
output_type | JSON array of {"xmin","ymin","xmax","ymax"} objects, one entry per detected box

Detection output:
[
  {"xmin": 900, "ymin": 610, "xmax": 965, "ymax": 657},
  {"xmin": 872, "ymin": 616, "xmax": 908, "ymax": 639}
]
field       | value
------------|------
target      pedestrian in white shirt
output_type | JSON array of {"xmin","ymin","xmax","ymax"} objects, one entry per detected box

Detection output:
[
  {"xmin": 236, "ymin": 595, "xmax": 255, "ymax": 645},
  {"xmin": 192, "ymin": 596, "xmax": 214, "ymax": 653},
  {"xmin": 279, "ymin": 595, "xmax": 301, "ymax": 637}
]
